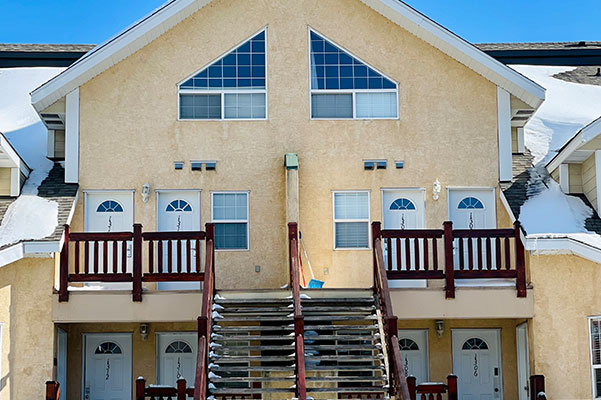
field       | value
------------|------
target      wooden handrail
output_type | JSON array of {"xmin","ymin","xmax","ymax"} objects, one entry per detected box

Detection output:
[
  {"xmin": 407, "ymin": 375, "xmax": 458, "ymax": 400},
  {"xmin": 194, "ymin": 223, "xmax": 215, "ymax": 400},
  {"xmin": 45, "ymin": 381, "xmax": 60, "ymax": 400},
  {"xmin": 371, "ymin": 222, "xmax": 411, "ymax": 400},
  {"xmin": 136, "ymin": 377, "xmax": 190, "ymax": 399}
]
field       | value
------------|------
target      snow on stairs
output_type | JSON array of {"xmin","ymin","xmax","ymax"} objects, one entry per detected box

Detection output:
[{"xmin": 208, "ymin": 289, "xmax": 389, "ymax": 400}]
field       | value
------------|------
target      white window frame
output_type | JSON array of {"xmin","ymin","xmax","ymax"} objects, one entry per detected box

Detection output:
[
  {"xmin": 589, "ymin": 316, "xmax": 601, "ymax": 399},
  {"xmin": 332, "ymin": 190, "xmax": 371, "ymax": 251},
  {"xmin": 307, "ymin": 28, "xmax": 399, "ymax": 121},
  {"xmin": 211, "ymin": 191, "xmax": 250, "ymax": 252},
  {"xmin": 177, "ymin": 27, "xmax": 268, "ymax": 122}
]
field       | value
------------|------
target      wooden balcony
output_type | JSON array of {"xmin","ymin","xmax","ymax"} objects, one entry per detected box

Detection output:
[
  {"xmin": 58, "ymin": 223, "xmax": 214, "ymax": 302},
  {"xmin": 372, "ymin": 221, "xmax": 527, "ymax": 298}
]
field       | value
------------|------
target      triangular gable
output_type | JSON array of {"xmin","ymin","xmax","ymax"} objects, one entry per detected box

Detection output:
[{"xmin": 31, "ymin": 0, "xmax": 545, "ymax": 112}]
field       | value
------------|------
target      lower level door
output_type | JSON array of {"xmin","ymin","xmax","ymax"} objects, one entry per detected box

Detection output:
[
  {"xmin": 398, "ymin": 329, "xmax": 429, "ymax": 385},
  {"xmin": 83, "ymin": 333, "xmax": 132, "ymax": 400},
  {"xmin": 452, "ymin": 329, "xmax": 502, "ymax": 400},
  {"xmin": 516, "ymin": 323, "xmax": 530, "ymax": 400},
  {"xmin": 57, "ymin": 328, "xmax": 67, "ymax": 400},
  {"xmin": 157, "ymin": 333, "xmax": 198, "ymax": 387}
]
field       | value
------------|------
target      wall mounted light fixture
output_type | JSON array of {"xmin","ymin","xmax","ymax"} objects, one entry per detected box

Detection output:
[
  {"xmin": 433, "ymin": 179, "xmax": 442, "ymax": 201},
  {"xmin": 435, "ymin": 320, "xmax": 444, "ymax": 337},
  {"xmin": 140, "ymin": 323, "xmax": 149, "ymax": 341},
  {"xmin": 141, "ymin": 183, "xmax": 151, "ymax": 203}
]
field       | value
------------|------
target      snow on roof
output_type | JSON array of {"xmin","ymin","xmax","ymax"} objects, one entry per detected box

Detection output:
[
  {"xmin": 0, "ymin": 67, "xmax": 64, "ymax": 247},
  {"xmin": 510, "ymin": 65, "xmax": 601, "ymax": 165}
]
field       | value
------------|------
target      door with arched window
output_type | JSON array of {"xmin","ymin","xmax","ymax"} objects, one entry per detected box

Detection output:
[
  {"xmin": 83, "ymin": 333, "xmax": 132, "ymax": 400},
  {"xmin": 157, "ymin": 191, "xmax": 201, "ymax": 290},
  {"xmin": 157, "ymin": 333, "xmax": 198, "ymax": 387},
  {"xmin": 398, "ymin": 330, "xmax": 429, "ymax": 385}
]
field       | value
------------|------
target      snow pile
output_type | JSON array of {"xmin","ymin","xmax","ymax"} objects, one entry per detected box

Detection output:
[
  {"xmin": 0, "ymin": 67, "xmax": 64, "ymax": 247},
  {"xmin": 520, "ymin": 167, "xmax": 593, "ymax": 235},
  {"xmin": 510, "ymin": 65, "xmax": 601, "ymax": 164}
]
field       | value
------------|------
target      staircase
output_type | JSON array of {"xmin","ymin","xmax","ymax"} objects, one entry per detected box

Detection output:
[{"xmin": 208, "ymin": 289, "xmax": 389, "ymax": 400}]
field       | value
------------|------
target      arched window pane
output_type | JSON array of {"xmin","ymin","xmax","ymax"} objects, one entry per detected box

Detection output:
[
  {"xmin": 399, "ymin": 338, "xmax": 419, "ymax": 351},
  {"xmin": 96, "ymin": 200, "xmax": 124, "ymax": 213},
  {"xmin": 95, "ymin": 342, "xmax": 122, "ymax": 354},
  {"xmin": 166, "ymin": 341, "xmax": 192, "ymax": 354},
  {"xmin": 166, "ymin": 200, "xmax": 193, "ymax": 212},
  {"xmin": 390, "ymin": 198, "xmax": 416, "ymax": 211},
  {"xmin": 458, "ymin": 197, "xmax": 484, "ymax": 210},
  {"xmin": 462, "ymin": 337, "xmax": 489, "ymax": 350}
]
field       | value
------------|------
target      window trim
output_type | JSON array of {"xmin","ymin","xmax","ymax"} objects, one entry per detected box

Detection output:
[
  {"xmin": 177, "ymin": 27, "xmax": 268, "ymax": 122},
  {"xmin": 332, "ymin": 190, "xmax": 371, "ymax": 251},
  {"xmin": 307, "ymin": 27, "xmax": 399, "ymax": 121},
  {"xmin": 211, "ymin": 191, "xmax": 250, "ymax": 252},
  {"xmin": 589, "ymin": 316, "xmax": 601, "ymax": 398}
]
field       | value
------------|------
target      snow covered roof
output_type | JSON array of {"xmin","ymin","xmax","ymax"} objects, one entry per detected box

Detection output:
[
  {"xmin": 0, "ymin": 131, "xmax": 30, "ymax": 178},
  {"xmin": 546, "ymin": 117, "xmax": 601, "ymax": 172},
  {"xmin": 30, "ymin": 0, "xmax": 545, "ymax": 112}
]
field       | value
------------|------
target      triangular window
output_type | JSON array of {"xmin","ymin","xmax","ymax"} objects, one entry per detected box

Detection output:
[
  {"xmin": 310, "ymin": 30, "xmax": 397, "ymax": 119},
  {"xmin": 179, "ymin": 30, "xmax": 266, "ymax": 120}
]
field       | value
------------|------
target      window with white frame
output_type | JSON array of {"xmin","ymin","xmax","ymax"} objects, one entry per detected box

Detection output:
[
  {"xmin": 178, "ymin": 30, "xmax": 266, "ymax": 120},
  {"xmin": 591, "ymin": 318, "xmax": 601, "ymax": 397},
  {"xmin": 333, "ymin": 191, "xmax": 370, "ymax": 249},
  {"xmin": 212, "ymin": 192, "xmax": 249, "ymax": 250},
  {"xmin": 310, "ymin": 30, "xmax": 398, "ymax": 119}
]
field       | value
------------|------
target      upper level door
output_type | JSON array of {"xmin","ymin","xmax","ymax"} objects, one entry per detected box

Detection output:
[
  {"xmin": 83, "ymin": 333, "xmax": 132, "ymax": 400},
  {"xmin": 448, "ymin": 189, "xmax": 496, "ymax": 230},
  {"xmin": 382, "ymin": 189, "xmax": 426, "ymax": 288},
  {"xmin": 84, "ymin": 191, "xmax": 134, "ymax": 288},
  {"xmin": 157, "ymin": 190, "xmax": 201, "ymax": 290},
  {"xmin": 398, "ymin": 329, "xmax": 429, "ymax": 385},
  {"xmin": 157, "ymin": 333, "xmax": 198, "ymax": 387},
  {"xmin": 452, "ymin": 329, "xmax": 502, "ymax": 400}
]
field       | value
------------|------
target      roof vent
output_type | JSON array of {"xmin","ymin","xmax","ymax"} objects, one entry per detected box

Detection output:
[
  {"xmin": 578, "ymin": 41, "xmax": 587, "ymax": 47},
  {"xmin": 596, "ymin": 68, "xmax": 601, "ymax": 77}
]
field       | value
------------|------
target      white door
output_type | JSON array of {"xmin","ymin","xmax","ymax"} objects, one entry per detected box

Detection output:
[
  {"xmin": 516, "ymin": 323, "xmax": 530, "ymax": 400},
  {"xmin": 157, "ymin": 333, "xmax": 198, "ymax": 387},
  {"xmin": 398, "ymin": 329, "xmax": 429, "ymax": 385},
  {"xmin": 157, "ymin": 191, "xmax": 201, "ymax": 290},
  {"xmin": 83, "ymin": 333, "xmax": 132, "ymax": 400},
  {"xmin": 84, "ymin": 192, "xmax": 135, "ymax": 289},
  {"xmin": 57, "ymin": 328, "xmax": 67, "ymax": 399},
  {"xmin": 452, "ymin": 329, "xmax": 502, "ymax": 400},
  {"xmin": 382, "ymin": 189, "xmax": 426, "ymax": 288}
]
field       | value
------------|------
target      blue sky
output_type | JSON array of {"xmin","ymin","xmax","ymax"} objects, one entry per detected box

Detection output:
[{"xmin": 0, "ymin": 0, "xmax": 600, "ymax": 44}]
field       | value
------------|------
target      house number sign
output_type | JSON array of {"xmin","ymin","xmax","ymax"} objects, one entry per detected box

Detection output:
[
  {"xmin": 473, "ymin": 354, "xmax": 479, "ymax": 377},
  {"xmin": 106, "ymin": 359, "xmax": 110, "ymax": 380}
]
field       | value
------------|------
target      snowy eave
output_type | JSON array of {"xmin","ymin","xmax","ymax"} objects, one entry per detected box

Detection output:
[
  {"xmin": 0, "ymin": 132, "xmax": 30, "ymax": 176},
  {"xmin": 546, "ymin": 116, "xmax": 601, "ymax": 172},
  {"xmin": 31, "ymin": 0, "xmax": 545, "ymax": 111},
  {"xmin": 524, "ymin": 233, "xmax": 601, "ymax": 264}
]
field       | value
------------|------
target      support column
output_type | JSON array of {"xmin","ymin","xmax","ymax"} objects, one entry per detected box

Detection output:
[{"xmin": 285, "ymin": 153, "xmax": 299, "ymax": 223}]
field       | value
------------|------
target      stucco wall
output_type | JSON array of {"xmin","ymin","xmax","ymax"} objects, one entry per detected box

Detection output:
[
  {"xmin": 62, "ymin": 322, "xmax": 196, "ymax": 400},
  {"xmin": 0, "ymin": 257, "xmax": 55, "ymax": 399},
  {"xmin": 399, "ymin": 319, "xmax": 522, "ymax": 400},
  {"xmin": 529, "ymin": 254, "xmax": 601, "ymax": 399},
  {"xmin": 72, "ymin": 0, "xmax": 501, "ymax": 290}
]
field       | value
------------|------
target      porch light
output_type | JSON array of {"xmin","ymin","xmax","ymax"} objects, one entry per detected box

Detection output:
[
  {"xmin": 433, "ymin": 179, "xmax": 441, "ymax": 201},
  {"xmin": 140, "ymin": 323, "xmax": 149, "ymax": 341},
  {"xmin": 435, "ymin": 320, "xmax": 444, "ymax": 337},
  {"xmin": 141, "ymin": 183, "xmax": 151, "ymax": 203}
]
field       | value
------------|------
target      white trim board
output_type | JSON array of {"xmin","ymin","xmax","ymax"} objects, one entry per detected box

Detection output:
[
  {"xmin": 546, "ymin": 116, "xmax": 601, "ymax": 172},
  {"xmin": 31, "ymin": 0, "xmax": 544, "ymax": 113}
]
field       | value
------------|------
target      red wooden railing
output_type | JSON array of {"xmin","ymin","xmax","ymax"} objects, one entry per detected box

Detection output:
[
  {"xmin": 194, "ymin": 224, "xmax": 215, "ymax": 400},
  {"xmin": 58, "ymin": 224, "xmax": 209, "ymax": 302},
  {"xmin": 372, "ymin": 221, "xmax": 527, "ymax": 298},
  {"xmin": 530, "ymin": 375, "xmax": 547, "ymax": 400},
  {"xmin": 136, "ymin": 377, "xmax": 194, "ymax": 399},
  {"xmin": 372, "ymin": 224, "xmax": 411, "ymax": 400},
  {"xmin": 45, "ymin": 381, "xmax": 60, "ymax": 400},
  {"xmin": 407, "ymin": 375, "xmax": 458, "ymax": 400},
  {"xmin": 288, "ymin": 222, "xmax": 307, "ymax": 400}
]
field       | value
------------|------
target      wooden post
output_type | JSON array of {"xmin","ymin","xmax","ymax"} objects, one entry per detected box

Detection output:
[
  {"xmin": 371, "ymin": 222, "xmax": 382, "ymax": 288},
  {"xmin": 515, "ymin": 221, "xmax": 527, "ymax": 298},
  {"xmin": 177, "ymin": 378, "xmax": 187, "ymax": 400},
  {"xmin": 288, "ymin": 222, "xmax": 298, "ymax": 287},
  {"xmin": 135, "ymin": 377, "xmax": 146, "ymax": 400},
  {"xmin": 406, "ymin": 376, "xmax": 417, "ymax": 400},
  {"xmin": 530, "ymin": 375, "xmax": 545, "ymax": 400},
  {"xmin": 45, "ymin": 381, "xmax": 59, "ymax": 400},
  {"xmin": 447, "ymin": 374, "xmax": 458, "ymax": 400},
  {"xmin": 59, "ymin": 225, "xmax": 70, "ymax": 302},
  {"xmin": 294, "ymin": 315, "xmax": 307, "ymax": 400},
  {"xmin": 443, "ymin": 221, "xmax": 455, "ymax": 299},
  {"xmin": 133, "ymin": 224, "xmax": 143, "ymax": 302}
]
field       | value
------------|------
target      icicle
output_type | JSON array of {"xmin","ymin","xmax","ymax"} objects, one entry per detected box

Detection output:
[
  {"xmin": 208, "ymin": 363, "xmax": 219, "ymax": 369},
  {"xmin": 212, "ymin": 311, "xmax": 224, "ymax": 319},
  {"xmin": 208, "ymin": 383, "xmax": 217, "ymax": 390},
  {"xmin": 212, "ymin": 303, "xmax": 224, "ymax": 310},
  {"xmin": 208, "ymin": 372, "xmax": 222, "ymax": 379}
]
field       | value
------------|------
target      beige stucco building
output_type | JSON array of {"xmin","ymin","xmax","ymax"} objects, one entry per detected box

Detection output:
[{"xmin": 1, "ymin": 1, "xmax": 601, "ymax": 399}]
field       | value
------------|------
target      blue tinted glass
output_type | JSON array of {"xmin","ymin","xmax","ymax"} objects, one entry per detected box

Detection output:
[
  {"xmin": 310, "ymin": 31, "xmax": 396, "ymax": 90},
  {"xmin": 179, "ymin": 31, "xmax": 266, "ymax": 91},
  {"xmin": 215, "ymin": 223, "xmax": 248, "ymax": 250}
]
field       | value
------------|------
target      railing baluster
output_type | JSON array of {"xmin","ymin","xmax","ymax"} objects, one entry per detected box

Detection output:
[
  {"xmin": 432, "ymin": 237, "xmax": 438, "ymax": 270},
  {"xmin": 477, "ymin": 237, "xmax": 483, "ymax": 270},
  {"xmin": 495, "ymin": 237, "xmax": 502, "ymax": 270},
  {"xmin": 485, "ymin": 237, "xmax": 492, "ymax": 270},
  {"xmin": 424, "ymin": 238, "xmax": 429, "ymax": 270},
  {"xmin": 387, "ymin": 238, "xmax": 392, "ymax": 271},
  {"xmin": 405, "ymin": 237, "xmax": 411, "ymax": 270},
  {"xmin": 186, "ymin": 240, "xmax": 191, "ymax": 273},
  {"xmin": 467, "ymin": 238, "xmax": 473, "ymax": 270},
  {"xmin": 74, "ymin": 240, "xmax": 80, "ymax": 274},
  {"xmin": 103, "ymin": 241, "xmax": 108, "ymax": 273},
  {"xmin": 121, "ymin": 240, "xmax": 127, "ymax": 274},
  {"xmin": 84, "ymin": 241, "xmax": 90, "ymax": 274},
  {"xmin": 395, "ymin": 238, "xmax": 401, "ymax": 271},
  {"xmin": 93, "ymin": 241, "xmax": 99, "ymax": 274},
  {"xmin": 414, "ymin": 238, "xmax": 420, "ymax": 271},
  {"xmin": 112, "ymin": 241, "xmax": 118, "ymax": 273},
  {"xmin": 504, "ymin": 237, "xmax": 511, "ymax": 270},
  {"xmin": 158, "ymin": 240, "xmax": 163, "ymax": 272},
  {"xmin": 148, "ymin": 240, "xmax": 154, "ymax": 274},
  {"xmin": 458, "ymin": 238, "xmax": 465, "ymax": 270},
  {"xmin": 177, "ymin": 240, "xmax": 182, "ymax": 273},
  {"xmin": 195, "ymin": 239, "xmax": 201, "ymax": 272},
  {"xmin": 167, "ymin": 240, "xmax": 173, "ymax": 273}
]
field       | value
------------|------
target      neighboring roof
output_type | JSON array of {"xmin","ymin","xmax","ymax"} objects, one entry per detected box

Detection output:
[
  {"xmin": 0, "ymin": 43, "xmax": 94, "ymax": 68},
  {"xmin": 546, "ymin": 117, "xmax": 601, "ymax": 172},
  {"xmin": 0, "ymin": 162, "xmax": 77, "ymax": 252},
  {"xmin": 31, "ymin": 0, "xmax": 545, "ymax": 112},
  {"xmin": 477, "ymin": 41, "xmax": 601, "ymax": 66},
  {"xmin": 553, "ymin": 66, "xmax": 601, "ymax": 86}
]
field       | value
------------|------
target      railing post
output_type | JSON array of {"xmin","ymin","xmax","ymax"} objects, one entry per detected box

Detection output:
[
  {"xmin": 294, "ymin": 315, "xmax": 307, "ymax": 400},
  {"xmin": 406, "ymin": 376, "xmax": 417, "ymax": 400},
  {"xmin": 447, "ymin": 374, "xmax": 458, "ymax": 400},
  {"xmin": 515, "ymin": 221, "xmax": 527, "ymax": 298},
  {"xmin": 371, "ymin": 222, "xmax": 382, "ymax": 288},
  {"xmin": 133, "ymin": 223, "xmax": 143, "ymax": 302},
  {"xmin": 443, "ymin": 221, "xmax": 455, "ymax": 299},
  {"xmin": 59, "ymin": 225, "xmax": 69, "ymax": 302},
  {"xmin": 530, "ymin": 375, "xmax": 545, "ymax": 400},
  {"xmin": 45, "ymin": 381, "xmax": 59, "ymax": 400},
  {"xmin": 177, "ymin": 378, "xmax": 187, "ymax": 400},
  {"xmin": 135, "ymin": 377, "xmax": 146, "ymax": 400},
  {"xmin": 288, "ymin": 222, "xmax": 298, "ymax": 287}
]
